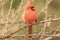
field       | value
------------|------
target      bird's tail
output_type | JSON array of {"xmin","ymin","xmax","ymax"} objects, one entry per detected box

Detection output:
[{"xmin": 28, "ymin": 24, "xmax": 32, "ymax": 38}]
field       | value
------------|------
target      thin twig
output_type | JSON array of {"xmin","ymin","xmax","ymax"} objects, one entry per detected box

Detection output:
[
  {"xmin": 0, "ymin": 17, "xmax": 60, "ymax": 25},
  {"xmin": 9, "ymin": 0, "xmax": 24, "ymax": 22},
  {"xmin": 0, "ymin": 25, "xmax": 27, "ymax": 39},
  {"xmin": 0, "ymin": 0, "xmax": 5, "ymax": 23},
  {"xmin": 5, "ymin": 0, "xmax": 13, "ymax": 28}
]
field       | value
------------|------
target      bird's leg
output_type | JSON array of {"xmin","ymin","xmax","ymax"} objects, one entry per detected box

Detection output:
[{"xmin": 35, "ymin": 19, "xmax": 37, "ymax": 23}]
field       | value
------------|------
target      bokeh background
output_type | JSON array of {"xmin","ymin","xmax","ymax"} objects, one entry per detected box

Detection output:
[{"xmin": 0, "ymin": 0, "xmax": 60, "ymax": 40}]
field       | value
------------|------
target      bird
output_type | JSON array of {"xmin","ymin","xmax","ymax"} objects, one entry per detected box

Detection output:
[
  {"xmin": 22, "ymin": 1, "xmax": 38, "ymax": 24},
  {"xmin": 22, "ymin": 1, "xmax": 38, "ymax": 38}
]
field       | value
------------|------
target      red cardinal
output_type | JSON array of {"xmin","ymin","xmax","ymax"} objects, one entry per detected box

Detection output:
[
  {"xmin": 22, "ymin": 1, "xmax": 38, "ymax": 38},
  {"xmin": 22, "ymin": 1, "xmax": 37, "ymax": 24}
]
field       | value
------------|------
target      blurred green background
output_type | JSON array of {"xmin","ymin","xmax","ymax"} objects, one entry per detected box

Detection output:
[{"xmin": 0, "ymin": 0, "xmax": 60, "ymax": 40}]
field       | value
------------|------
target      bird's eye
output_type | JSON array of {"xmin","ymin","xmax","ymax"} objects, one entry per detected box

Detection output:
[{"xmin": 31, "ymin": 6, "xmax": 35, "ymax": 11}]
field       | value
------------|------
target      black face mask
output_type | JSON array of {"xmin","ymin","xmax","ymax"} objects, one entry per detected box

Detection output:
[{"xmin": 30, "ymin": 6, "xmax": 35, "ymax": 11}]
